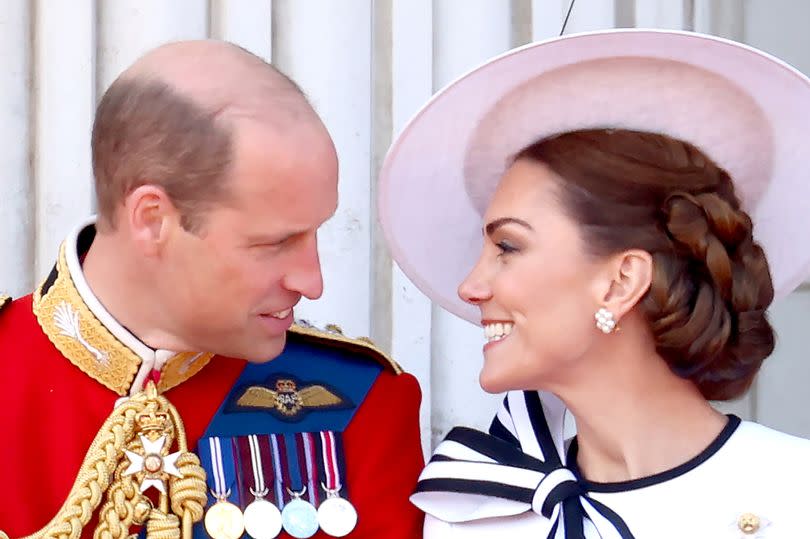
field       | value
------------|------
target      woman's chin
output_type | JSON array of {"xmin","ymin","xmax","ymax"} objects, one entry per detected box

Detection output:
[{"xmin": 478, "ymin": 368, "xmax": 513, "ymax": 394}]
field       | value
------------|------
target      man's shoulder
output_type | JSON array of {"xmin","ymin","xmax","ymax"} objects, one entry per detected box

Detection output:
[
  {"xmin": 202, "ymin": 322, "xmax": 415, "ymax": 436},
  {"xmin": 0, "ymin": 293, "xmax": 11, "ymax": 313},
  {"xmin": 0, "ymin": 293, "xmax": 36, "ymax": 334},
  {"xmin": 287, "ymin": 321, "xmax": 403, "ymax": 375}
]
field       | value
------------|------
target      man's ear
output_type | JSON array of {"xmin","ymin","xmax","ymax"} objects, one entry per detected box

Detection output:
[{"xmin": 123, "ymin": 184, "xmax": 179, "ymax": 256}]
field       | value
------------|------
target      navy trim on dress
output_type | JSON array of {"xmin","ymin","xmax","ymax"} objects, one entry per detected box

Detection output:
[{"xmin": 567, "ymin": 414, "xmax": 741, "ymax": 493}]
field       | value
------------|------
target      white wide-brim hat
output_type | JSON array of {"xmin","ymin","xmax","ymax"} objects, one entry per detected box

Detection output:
[{"xmin": 378, "ymin": 29, "xmax": 810, "ymax": 325}]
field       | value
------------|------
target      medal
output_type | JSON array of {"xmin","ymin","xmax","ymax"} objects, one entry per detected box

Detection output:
[
  {"xmin": 205, "ymin": 496, "xmax": 245, "ymax": 539},
  {"xmin": 240, "ymin": 434, "xmax": 282, "ymax": 539},
  {"xmin": 281, "ymin": 487, "xmax": 319, "ymax": 539},
  {"xmin": 277, "ymin": 433, "xmax": 320, "ymax": 538},
  {"xmin": 244, "ymin": 497, "xmax": 282, "ymax": 539},
  {"xmin": 317, "ymin": 431, "xmax": 357, "ymax": 537},
  {"xmin": 200, "ymin": 437, "xmax": 245, "ymax": 539},
  {"xmin": 317, "ymin": 490, "xmax": 358, "ymax": 537}
]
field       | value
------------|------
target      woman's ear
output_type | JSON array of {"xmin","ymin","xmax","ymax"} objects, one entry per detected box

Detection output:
[{"xmin": 597, "ymin": 249, "xmax": 653, "ymax": 321}]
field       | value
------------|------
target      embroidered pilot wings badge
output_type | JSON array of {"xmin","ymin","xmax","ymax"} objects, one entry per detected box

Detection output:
[{"xmin": 234, "ymin": 375, "xmax": 353, "ymax": 421}]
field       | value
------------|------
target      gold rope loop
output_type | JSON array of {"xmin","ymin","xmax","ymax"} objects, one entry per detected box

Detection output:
[
  {"xmin": 93, "ymin": 473, "xmax": 140, "ymax": 539},
  {"xmin": 145, "ymin": 510, "xmax": 180, "ymax": 539},
  {"xmin": 169, "ymin": 453, "xmax": 207, "ymax": 523},
  {"xmin": 11, "ymin": 401, "xmax": 141, "ymax": 539},
  {"xmin": 3, "ymin": 384, "xmax": 205, "ymax": 539}
]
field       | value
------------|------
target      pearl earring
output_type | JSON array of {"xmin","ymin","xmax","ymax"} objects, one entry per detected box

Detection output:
[{"xmin": 595, "ymin": 307, "xmax": 617, "ymax": 334}]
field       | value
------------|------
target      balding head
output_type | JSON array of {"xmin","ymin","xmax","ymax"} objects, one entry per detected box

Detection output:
[{"xmin": 92, "ymin": 40, "xmax": 325, "ymax": 232}]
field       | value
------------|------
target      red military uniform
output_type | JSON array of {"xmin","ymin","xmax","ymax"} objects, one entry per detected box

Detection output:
[{"xmin": 0, "ymin": 222, "xmax": 425, "ymax": 538}]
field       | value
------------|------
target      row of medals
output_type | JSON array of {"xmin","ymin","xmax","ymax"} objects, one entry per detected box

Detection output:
[{"xmin": 205, "ymin": 484, "xmax": 358, "ymax": 539}]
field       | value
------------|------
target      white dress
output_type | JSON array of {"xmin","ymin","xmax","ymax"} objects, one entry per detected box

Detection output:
[{"xmin": 413, "ymin": 391, "xmax": 810, "ymax": 539}]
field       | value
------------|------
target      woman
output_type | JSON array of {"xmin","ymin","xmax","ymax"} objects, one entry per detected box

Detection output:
[{"xmin": 378, "ymin": 30, "xmax": 810, "ymax": 538}]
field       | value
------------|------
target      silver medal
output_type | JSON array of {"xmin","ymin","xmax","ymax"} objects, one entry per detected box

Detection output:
[
  {"xmin": 281, "ymin": 487, "xmax": 319, "ymax": 539},
  {"xmin": 317, "ymin": 494, "xmax": 358, "ymax": 537},
  {"xmin": 244, "ymin": 497, "xmax": 283, "ymax": 539}
]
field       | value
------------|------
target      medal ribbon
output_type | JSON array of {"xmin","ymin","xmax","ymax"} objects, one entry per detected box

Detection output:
[
  {"xmin": 199, "ymin": 436, "xmax": 239, "ymax": 505},
  {"xmin": 296, "ymin": 432, "xmax": 320, "ymax": 506},
  {"xmin": 283, "ymin": 433, "xmax": 311, "ymax": 502},
  {"xmin": 319, "ymin": 430, "xmax": 349, "ymax": 495},
  {"xmin": 236, "ymin": 434, "xmax": 276, "ymax": 504},
  {"xmin": 270, "ymin": 433, "xmax": 286, "ymax": 509},
  {"xmin": 249, "ymin": 434, "xmax": 269, "ymax": 496}
]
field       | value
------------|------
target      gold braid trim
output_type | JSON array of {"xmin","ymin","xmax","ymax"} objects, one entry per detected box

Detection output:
[
  {"xmin": 3, "ymin": 384, "xmax": 206, "ymax": 539},
  {"xmin": 289, "ymin": 322, "xmax": 404, "ymax": 374}
]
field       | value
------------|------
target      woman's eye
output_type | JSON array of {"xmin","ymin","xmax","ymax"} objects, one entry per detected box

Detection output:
[{"xmin": 496, "ymin": 240, "xmax": 519, "ymax": 255}]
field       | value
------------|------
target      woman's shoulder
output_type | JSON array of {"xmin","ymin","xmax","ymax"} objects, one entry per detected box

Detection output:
[
  {"xmin": 722, "ymin": 420, "xmax": 810, "ymax": 482},
  {"xmin": 733, "ymin": 420, "xmax": 810, "ymax": 454}
]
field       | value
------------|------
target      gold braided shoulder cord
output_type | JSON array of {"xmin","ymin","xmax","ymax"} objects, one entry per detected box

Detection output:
[{"xmin": 1, "ymin": 383, "xmax": 207, "ymax": 539}]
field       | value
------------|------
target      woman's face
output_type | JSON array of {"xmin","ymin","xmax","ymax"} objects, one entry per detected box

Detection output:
[{"xmin": 458, "ymin": 158, "xmax": 609, "ymax": 393}]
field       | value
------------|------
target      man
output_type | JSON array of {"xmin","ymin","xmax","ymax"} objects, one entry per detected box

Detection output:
[{"xmin": 0, "ymin": 41, "xmax": 424, "ymax": 539}]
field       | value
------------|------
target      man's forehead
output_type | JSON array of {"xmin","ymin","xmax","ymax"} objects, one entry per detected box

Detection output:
[
  {"xmin": 226, "ymin": 121, "xmax": 337, "ymax": 206},
  {"xmin": 231, "ymin": 115, "xmax": 336, "ymax": 168}
]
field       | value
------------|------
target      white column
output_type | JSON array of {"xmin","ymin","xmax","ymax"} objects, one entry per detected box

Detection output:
[
  {"xmin": 430, "ymin": 0, "xmax": 513, "ymax": 449},
  {"xmin": 693, "ymin": 0, "xmax": 744, "ymax": 40},
  {"xmin": 0, "ymin": 1, "xmax": 33, "ymax": 295},
  {"xmin": 532, "ymin": 0, "xmax": 567, "ymax": 40},
  {"xmin": 272, "ymin": 0, "xmax": 374, "ymax": 338},
  {"xmin": 559, "ymin": 0, "xmax": 616, "ymax": 34},
  {"xmin": 210, "ymin": 0, "xmax": 272, "ymax": 61},
  {"xmin": 97, "ymin": 0, "xmax": 209, "ymax": 91},
  {"xmin": 33, "ymin": 0, "xmax": 97, "ymax": 278},
  {"xmin": 634, "ymin": 0, "xmax": 688, "ymax": 29},
  {"xmin": 387, "ymin": 0, "xmax": 435, "ymax": 458},
  {"xmin": 533, "ymin": 0, "xmax": 618, "ymax": 39},
  {"xmin": 744, "ymin": 0, "xmax": 810, "ymax": 74}
]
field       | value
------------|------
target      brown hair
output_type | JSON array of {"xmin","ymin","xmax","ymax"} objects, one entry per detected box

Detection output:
[
  {"xmin": 515, "ymin": 129, "xmax": 774, "ymax": 400},
  {"xmin": 91, "ymin": 78, "xmax": 233, "ymax": 233}
]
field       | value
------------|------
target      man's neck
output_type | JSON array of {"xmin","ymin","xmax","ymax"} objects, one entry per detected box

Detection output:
[{"xmin": 81, "ymin": 233, "xmax": 183, "ymax": 351}]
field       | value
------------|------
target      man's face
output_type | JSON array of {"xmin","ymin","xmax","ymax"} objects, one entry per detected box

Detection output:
[{"xmin": 158, "ymin": 119, "xmax": 338, "ymax": 361}]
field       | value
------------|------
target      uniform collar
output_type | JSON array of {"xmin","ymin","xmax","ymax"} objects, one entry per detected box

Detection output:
[{"xmin": 33, "ymin": 217, "xmax": 214, "ymax": 396}]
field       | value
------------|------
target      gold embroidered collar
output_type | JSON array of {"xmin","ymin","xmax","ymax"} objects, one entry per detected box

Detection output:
[{"xmin": 33, "ymin": 219, "xmax": 214, "ymax": 396}]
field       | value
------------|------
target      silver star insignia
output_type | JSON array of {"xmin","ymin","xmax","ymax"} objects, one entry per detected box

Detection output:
[{"xmin": 123, "ymin": 434, "xmax": 183, "ymax": 493}]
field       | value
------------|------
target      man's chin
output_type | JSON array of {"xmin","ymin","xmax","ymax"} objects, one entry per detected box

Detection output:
[{"xmin": 231, "ymin": 334, "xmax": 288, "ymax": 363}]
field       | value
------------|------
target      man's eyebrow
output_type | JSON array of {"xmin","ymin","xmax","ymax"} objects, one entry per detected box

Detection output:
[{"xmin": 246, "ymin": 230, "xmax": 305, "ymax": 243}]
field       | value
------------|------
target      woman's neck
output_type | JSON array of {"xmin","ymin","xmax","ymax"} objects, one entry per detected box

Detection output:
[{"xmin": 548, "ymin": 329, "xmax": 728, "ymax": 483}]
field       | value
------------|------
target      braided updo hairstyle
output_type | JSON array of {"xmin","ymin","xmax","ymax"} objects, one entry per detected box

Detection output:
[{"xmin": 515, "ymin": 129, "xmax": 774, "ymax": 401}]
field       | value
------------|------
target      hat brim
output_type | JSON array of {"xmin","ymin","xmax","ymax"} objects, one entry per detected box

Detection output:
[{"xmin": 379, "ymin": 29, "xmax": 810, "ymax": 325}]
